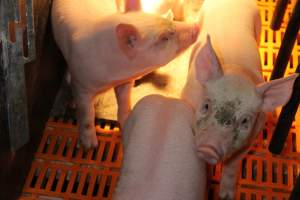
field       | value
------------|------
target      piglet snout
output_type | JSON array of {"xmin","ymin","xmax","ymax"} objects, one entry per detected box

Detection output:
[
  {"xmin": 175, "ymin": 23, "xmax": 200, "ymax": 53},
  {"xmin": 197, "ymin": 145, "xmax": 223, "ymax": 165}
]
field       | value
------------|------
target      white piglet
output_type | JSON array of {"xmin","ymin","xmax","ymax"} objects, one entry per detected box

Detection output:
[
  {"xmin": 51, "ymin": 0, "xmax": 200, "ymax": 149},
  {"xmin": 181, "ymin": 0, "xmax": 298, "ymax": 199},
  {"xmin": 113, "ymin": 95, "xmax": 207, "ymax": 200}
]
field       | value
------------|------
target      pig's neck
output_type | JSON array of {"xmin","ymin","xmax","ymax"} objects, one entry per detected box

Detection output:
[{"xmin": 222, "ymin": 64, "xmax": 264, "ymax": 85}]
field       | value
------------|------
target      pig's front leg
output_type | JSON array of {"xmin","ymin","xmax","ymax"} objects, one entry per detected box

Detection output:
[
  {"xmin": 73, "ymin": 89, "xmax": 98, "ymax": 150},
  {"xmin": 219, "ymin": 156, "xmax": 242, "ymax": 200},
  {"xmin": 114, "ymin": 81, "xmax": 134, "ymax": 127},
  {"xmin": 219, "ymin": 163, "xmax": 239, "ymax": 200}
]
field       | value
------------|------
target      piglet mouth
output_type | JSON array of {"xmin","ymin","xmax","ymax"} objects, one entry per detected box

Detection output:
[{"xmin": 197, "ymin": 145, "xmax": 223, "ymax": 165}]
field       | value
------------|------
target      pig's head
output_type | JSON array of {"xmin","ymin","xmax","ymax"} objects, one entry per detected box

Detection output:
[
  {"xmin": 182, "ymin": 36, "xmax": 298, "ymax": 165},
  {"xmin": 116, "ymin": 12, "xmax": 199, "ymax": 67}
]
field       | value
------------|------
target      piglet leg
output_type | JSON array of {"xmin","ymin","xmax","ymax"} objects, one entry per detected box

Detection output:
[
  {"xmin": 73, "ymin": 89, "xmax": 98, "ymax": 150},
  {"xmin": 220, "ymin": 150, "xmax": 250, "ymax": 199},
  {"xmin": 219, "ymin": 155, "xmax": 243, "ymax": 200},
  {"xmin": 114, "ymin": 81, "xmax": 134, "ymax": 127}
]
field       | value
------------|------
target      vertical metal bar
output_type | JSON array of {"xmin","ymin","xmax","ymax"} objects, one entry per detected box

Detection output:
[
  {"xmin": 270, "ymin": 0, "xmax": 300, "ymax": 80},
  {"xmin": 289, "ymin": 175, "xmax": 300, "ymax": 200},
  {"xmin": 25, "ymin": 0, "xmax": 36, "ymax": 62},
  {"xmin": 270, "ymin": 0, "xmax": 290, "ymax": 31},
  {"xmin": 268, "ymin": 0, "xmax": 300, "ymax": 155},
  {"xmin": 269, "ymin": 64, "xmax": 300, "ymax": 154},
  {"xmin": 0, "ymin": 0, "xmax": 35, "ymax": 152}
]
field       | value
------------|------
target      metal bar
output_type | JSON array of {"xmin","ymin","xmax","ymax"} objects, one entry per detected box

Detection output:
[
  {"xmin": 25, "ymin": 0, "xmax": 36, "ymax": 62},
  {"xmin": 270, "ymin": 0, "xmax": 290, "ymax": 31},
  {"xmin": 270, "ymin": 0, "xmax": 300, "ymax": 80},
  {"xmin": 289, "ymin": 175, "xmax": 300, "ymax": 200},
  {"xmin": 0, "ymin": 0, "xmax": 35, "ymax": 152},
  {"xmin": 268, "ymin": 63, "xmax": 300, "ymax": 154}
]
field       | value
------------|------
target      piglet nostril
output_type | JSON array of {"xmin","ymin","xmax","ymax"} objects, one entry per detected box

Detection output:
[
  {"xmin": 197, "ymin": 149, "xmax": 218, "ymax": 165},
  {"xmin": 197, "ymin": 145, "xmax": 222, "ymax": 165}
]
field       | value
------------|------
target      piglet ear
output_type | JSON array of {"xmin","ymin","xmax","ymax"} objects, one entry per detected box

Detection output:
[
  {"xmin": 124, "ymin": 0, "xmax": 141, "ymax": 12},
  {"xmin": 193, "ymin": 35, "xmax": 223, "ymax": 84},
  {"xmin": 116, "ymin": 23, "xmax": 141, "ymax": 59},
  {"xmin": 256, "ymin": 73, "xmax": 298, "ymax": 112}
]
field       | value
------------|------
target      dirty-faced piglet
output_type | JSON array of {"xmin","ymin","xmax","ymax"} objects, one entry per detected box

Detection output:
[
  {"xmin": 181, "ymin": 0, "xmax": 298, "ymax": 199},
  {"xmin": 51, "ymin": 0, "xmax": 200, "ymax": 149}
]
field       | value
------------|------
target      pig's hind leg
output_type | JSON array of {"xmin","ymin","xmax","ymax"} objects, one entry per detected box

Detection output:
[
  {"xmin": 73, "ymin": 88, "xmax": 99, "ymax": 150},
  {"xmin": 114, "ymin": 81, "xmax": 134, "ymax": 127}
]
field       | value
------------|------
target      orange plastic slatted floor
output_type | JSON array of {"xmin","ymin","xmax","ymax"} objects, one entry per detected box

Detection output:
[
  {"xmin": 21, "ymin": 120, "xmax": 122, "ymax": 200},
  {"xmin": 20, "ymin": 0, "xmax": 300, "ymax": 199}
]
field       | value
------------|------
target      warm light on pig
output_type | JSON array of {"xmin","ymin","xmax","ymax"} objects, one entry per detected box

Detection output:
[
  {"xmin": 51, "ymin": 0, "xmax": 199, "ymax": 149},
  {"xmin": 181, "ymin": 0, "xmax": 298, "ymax": 199},
  {"xmin": 141, "ymin": 0, "xmax": 163, "ymax": 13}
]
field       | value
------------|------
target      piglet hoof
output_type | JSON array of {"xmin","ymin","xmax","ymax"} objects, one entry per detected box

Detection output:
[
  {"xmin": 79, "ymin": 131, "xmax": 99, "ymax": 150},
  {"xmin": 219, "ymin": 187, "xmax": 235, "ymax": 200},
  {"xmin": 219, "ymin": 195, "xmax": 234, "ymax": 200},
  {"xmin": 219, "ymin": 179, "xmax": 236, "ymax": 200}
]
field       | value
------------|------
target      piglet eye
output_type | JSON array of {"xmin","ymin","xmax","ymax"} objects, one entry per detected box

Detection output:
[
  {"xmin": 242, "ymin": 118, "xmax": 248, "ymax": 124},
  {"xmin": 239, "ymin": 115, "xmax": 253, "ymax": 130},
  {"xmin": 203, "ymin": 103, "xmax": 209, "ymax": 112},
  {"xmin": 201, "ymin": 98, "xmax": 211, "ymax": 115},
  {"xmin": 161, "ymin": 36, "xmax": 169, "ymax": 42},
  {"xmin": 160, "ymin": 31, "xmax": 175, "ymax": 42}
]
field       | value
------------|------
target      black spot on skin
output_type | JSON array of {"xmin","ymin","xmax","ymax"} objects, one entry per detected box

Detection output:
[
  {"xmin": 215, "ymin": 102, "xmax": 235, "ymax": 126},
  {"xmin": 214, "ymin": 99, "xmax": 241, "ymax": 127}
]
